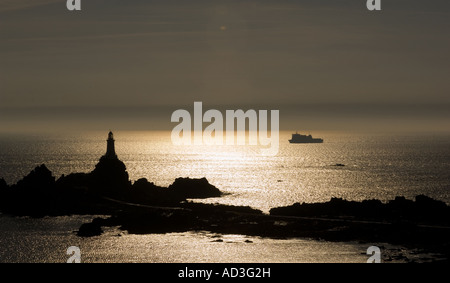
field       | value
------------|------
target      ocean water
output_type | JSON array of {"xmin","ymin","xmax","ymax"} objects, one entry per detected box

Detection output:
[
  {"xmin": 0, "ymin": 214, "xmax": 437, "ymax": 263},
  {"xmin": 0, "ymin": 215, "xmax": 364, "ymax": 263},
  {"xmin": 0, "ymin": 130, "xmax": 449, "ymax": 263},
  {"xmin": 0, "ymin": 131, "xmax": 449, "ymax": 212}
]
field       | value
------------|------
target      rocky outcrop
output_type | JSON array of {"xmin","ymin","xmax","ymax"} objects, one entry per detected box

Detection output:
[
  {"xmin": 168, "ymin": 177, "xmax": 222, "ymax": 199},
  {"xmin": 269, "ymin": 195, "xmax": 450, "ymax": 225},
  {"xmin": 0, "ymin": 178, "xmax": 8, "ymax": 192},
  {"xmin": 129, "ymin": 178, "xmax": 174, "ymax": 204},
  {"xmin": 12, "ymin": 164, "xmax": 55, "ymax": 193},
  {"xmin": 89, "ymin": 156, "xmax": 131, "ymax": 197},
  {"xmin": 77, "ymin": 218, "xmax": 104, "ymax": 237},
  {"xmin": 0, "ymin": 157, "xmax": 223, "ymax": 216},
  {"xmin": 0, "ymin": 130, "xmax": 224, "ymax": 216},
  {"xmin": 0, "ymin": 164, "xmax": 57, "ymax": 216}
]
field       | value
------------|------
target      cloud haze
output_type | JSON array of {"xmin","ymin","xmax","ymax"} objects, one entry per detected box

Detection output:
[{"xmin": 1, "ymin": 0, "xmax": 449, "ymax": 133}]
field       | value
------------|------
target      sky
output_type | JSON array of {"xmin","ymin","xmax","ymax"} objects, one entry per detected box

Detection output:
[{"xmin": 1, "ymin": 0, "xmax": 449, "ymax": 133}]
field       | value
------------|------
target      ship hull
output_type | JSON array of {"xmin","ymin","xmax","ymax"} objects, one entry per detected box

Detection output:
[{"xmin": 289, "ymin": 139, "xmax": 323, "ymax": 143}]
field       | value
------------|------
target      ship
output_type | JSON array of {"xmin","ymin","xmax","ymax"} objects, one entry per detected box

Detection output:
[{"xmin": 289, "ymin": 132, "xmax": 323, "ymax": 143}]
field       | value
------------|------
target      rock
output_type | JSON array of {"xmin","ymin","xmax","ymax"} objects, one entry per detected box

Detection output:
[
  {"xmin": 415, "ymin": 194, "xmax": 446, "ymax": 209},
  {"xmin": 129, "ymin": 178, "xmax": 179, "ymax": 205},
  {"xmin": 0, "ymin": 132, "xmax": 226, "ymax": 216},
  {"xmin": 77, "ymin": 222, "xmax": 103, "ymax": 237},
  {"xmin": 56, "ymin": 172, "xmax": 90, "ymax": 190},
  {"xmin": 131, "ymin": 178, "xmax": 163, "ymax": 193},
  {"xmin": 90, "ymin": 156, "xmax": 131, "ymax": 195},
  {"xmin": 168, "ymin": 177, "xmax": 222, "ymax": 199},
  {"xmin": 0, "ymin": 178, "xmax": 8, "ymax": 191},
  {"xmin": 14, "ymin": 164, "xmax": 55, "ymax": 192}
]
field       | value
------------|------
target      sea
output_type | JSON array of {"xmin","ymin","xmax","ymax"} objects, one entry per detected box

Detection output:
[{"xmin": 0, "ymin": 130, "xmax": 449, "ymax": 263}]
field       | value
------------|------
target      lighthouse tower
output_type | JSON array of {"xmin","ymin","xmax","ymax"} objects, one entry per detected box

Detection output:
[{"xmin": 104, "ymin": 131, "xmax": 117, "ymax": 159}]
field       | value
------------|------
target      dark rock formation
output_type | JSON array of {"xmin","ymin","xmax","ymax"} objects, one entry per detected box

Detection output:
[
  {"xmin": 127, "ymin": 177, "xmax": 222, "ymax": 206},
  {"xmin": 77, "ymin": 217, "xmax": 105, "ymax": 237},
  {"xmin": 168, "ymin": 177, "xmax": 222, "ymax": 199},
  {"xmin": 0, "ymin": 158, "xmax": 224, "ymax": 216},
  {"xmin": 0, "ymin": 178, "xmax": 8, "ymax": 192},
  {"xmin": 56, "ymin": 172, "xmax": 90, "ymax": 191},
  {"xmin": 0, "ymin": 164, "xmax": 57, "ymax": 216},
  {"xmin": 129, "ymin": 178, "xmax": 175, "ymax": 205},
  {"xmin": 0, "ymin": 132, "xmax": 224, "ymax": 216},
  {"xmin": 90, "ymin": 156, "xmax": 131, "ymax": 196},
  {"xmin": 269, "ymin": 195, "xmax": 450, "ymax": 226},
  {"xmin": 13, "ymin": 164, "xmax": 55, "ymax": 193}
]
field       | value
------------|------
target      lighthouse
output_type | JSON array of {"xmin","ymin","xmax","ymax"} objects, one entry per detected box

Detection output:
[
  {"xmin": 92, "ymin": 131, "xmax": 130, "ymax": 192},
  {"xmin": 104, "ymin": 131, "xmax": 117, "ymax": 159}
]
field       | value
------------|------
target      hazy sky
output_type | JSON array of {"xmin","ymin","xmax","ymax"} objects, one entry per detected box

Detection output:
[{"xmin": 1, "ymin": 0, "xmax": 449, "ymax": 132}]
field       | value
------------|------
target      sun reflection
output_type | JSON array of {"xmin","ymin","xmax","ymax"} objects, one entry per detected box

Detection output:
[{"xmin": 5, "ymin": 130, "xmax": 448, "ymax": 214}]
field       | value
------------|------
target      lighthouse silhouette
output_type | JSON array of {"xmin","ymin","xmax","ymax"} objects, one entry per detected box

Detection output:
[
  {"xmin": 104, "ymin": 131, "xmax": 117, "ymax": 159},
  {"xmin": 92, "ymin": 131, "xmax": 130, "ymax": 194}
]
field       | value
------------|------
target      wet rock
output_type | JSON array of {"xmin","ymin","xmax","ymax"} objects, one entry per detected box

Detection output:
[
  {"xmin": 334, "ymin": 163, "xmax": 345, "ymax": 167},
  {"xmin": 77, "ymin": 222, "xmax": 103, "ymax": 237},
  {"xmin": 77, "ymin": 218, "xmax": 105, "ymax": 237},
  {"xmin": 0, "ymin": 178, "xmax": 8, "ymax": 192},
  {"xmin": 90, "ymin": 156, "xmax": 131, "ymax": 195},
  {"xmin": 168, "ymin": 177, "xmax": 222, "ymax": 199},
  {"xmin": 13, "ymin": 164, "xmax": 55, "ymax": 192}
]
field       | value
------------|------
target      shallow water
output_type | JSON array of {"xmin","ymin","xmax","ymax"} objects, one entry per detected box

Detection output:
[{"xmin": 0, "ymin": 214, "xmax": 420, "ymax": 263}]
